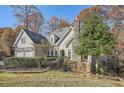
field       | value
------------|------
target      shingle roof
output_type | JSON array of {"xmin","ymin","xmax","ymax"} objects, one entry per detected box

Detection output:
[
  {"xmin": 52, "ymin": 27, "xmax": 68, "ymax": 38},
  {"xmin": 23, "ymin": 29, "xmax": 47, "ymax": 44}
]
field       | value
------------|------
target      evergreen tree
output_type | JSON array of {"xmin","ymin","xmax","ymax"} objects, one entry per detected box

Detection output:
[{"xmin": 77, "ymin": 13, "xmax": 115, "ymax": 73}]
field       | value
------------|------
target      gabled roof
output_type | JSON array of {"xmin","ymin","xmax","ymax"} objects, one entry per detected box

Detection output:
[
  {"xmin": 13, "ymin": 29, "xmax": 47, "ymax": 47},
  {"xmin": 24, "ymin": 29, "xmax": 47, "ymax": 44},
  {"xmin": 56, "ymin": 26, "xmax": 74, "ymax": 46},
  {"xmin": 52, "ymin": 28, "xmax": 67, "ymax": 38},
  {"xmin": 47, "ymin": 27, "xmax": 68, "ymax": 45}
]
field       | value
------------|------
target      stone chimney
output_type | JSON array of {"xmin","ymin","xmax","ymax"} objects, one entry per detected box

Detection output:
[
  {"xmin": 74, "ymin": 16, "xmax": 80, "ymax": 33},
  {"xmin": 72, "ymin": 16, "xmax": 81, "ymax": 62}
]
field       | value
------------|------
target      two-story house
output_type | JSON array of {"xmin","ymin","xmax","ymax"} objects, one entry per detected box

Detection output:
[
  {"xmin": 13, "ymin": 25, "xmax": 92, "ymax": 63},
  {"xmin": 13, "ymin": 29, "xmax": 48, "ymax": 57}
]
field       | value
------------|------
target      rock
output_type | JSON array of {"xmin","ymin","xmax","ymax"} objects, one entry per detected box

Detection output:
[
  {"xmin": 113, "ymin": 77, "xmax": 123, "ymax": 81},
  {"xmin": 99, "ymin": 75, "xmax": 104, "ymax": 79},
  {"xmin": 104, "ymin": 76, "xmax": 111, "ymax": 79}
]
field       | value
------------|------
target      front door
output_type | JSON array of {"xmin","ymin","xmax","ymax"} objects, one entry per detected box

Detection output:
[{"xmin": 60, "ymin": 49, "xmax": 65, "ymax": 58}]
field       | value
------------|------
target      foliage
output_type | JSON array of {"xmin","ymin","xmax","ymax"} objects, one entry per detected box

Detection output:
[
  {"xmin": 61, "ymin": 60, "xmax": 73, "ymax": 71},
  {"xmin": 75, "ymin": 5, "xmax": 124, "ymax": 74},
  {"xmin": 46, "ymin": 57, "xmax": 57, "ymax": 61},
  {"xmin": 14, "ymin": 25, "xmax": 24, "ymax": 33},
  {"xmin": 77, "ymin": 14, "xmax": 115, "ymax": 56},
  {"xmin": 102, "ymin": 6, "xmax": 124, "ymax": 26},
  {"xmin": 78, "ymin": 5, "xmax": 124, "ymax": 30},
  {"xmin": 49, "ymin": 16, "xmax": 70, "ymax": 31},
  {"xmin": 4, "ymin": 57, "xmax": 44, "ymax": 68},
  {"xmin": 3, "ymin": 57, "xmax": 63, "ymax": 69},
  {"xmin": 43, "ymin": 57, "xmax": 63, "ymax": 69},
  {"xmin": 0, "ymin": 27, "xmax": 15, "ymax": 56},
  {"xmin": 101, "ymin": 6, "xmax": 124, "ymax": 74},
  {"xmin": 79, "ymin": 6, "xmax": 102, "ymax": 21},
  {"xmin": 76, "ymin": 13, "xmax": 115, "ymax": 73},
  {"xmin": 0, "ymin": 29, "xmax": 4, "ymax": 37}
]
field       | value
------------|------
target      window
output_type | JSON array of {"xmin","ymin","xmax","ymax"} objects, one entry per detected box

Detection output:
[
  {"xmin": 55, "ymin": 50, "xmax": 57, "ymax": 56},
  {"xmin": 68, "ymin": 49, "xmax": 71, "ymax": 59},
  {"xmin": 48, "ymin": 51, "xmax": 50, "ymax": 56},
  {"xmin": 51, "ymin": 51, "xmax": 53, "ymax": 56},
  {"xmin": 51, "ymin": 38, "xmax": 53, "ymax": 44},
  {"xmin": 21, "ymin": 37, "xmax": 26, "ymax": 44},
  {"xmin": 81, "ymin": 55, "xmax": 88, "ymax": 61},
  {"xmin": 84, "ymin": 55, "xmax": 88, "ymax": 60}
]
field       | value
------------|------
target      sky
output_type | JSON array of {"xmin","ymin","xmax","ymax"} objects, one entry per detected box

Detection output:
[{"xmin": 0, "ymin": 5, "xmax": 92, "ymax": 28}]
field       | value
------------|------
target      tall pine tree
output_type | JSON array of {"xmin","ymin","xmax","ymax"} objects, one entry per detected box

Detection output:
[{"xmin": 77, "ymin": 13, "xmax": 115, "ymax": 73}]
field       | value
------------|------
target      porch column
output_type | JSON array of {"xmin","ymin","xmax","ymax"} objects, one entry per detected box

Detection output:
[
  {"xmin": 15, "ymin": 48, "xmax": 17, "ymax": 57},
  {"xmin": 88, "ymin": 55, "xmax": 92, "ymax": 63},
  {"xmin": 54, "ymin": 50, "xmax": 56, "ymax": 56},
  {"xmin": 49, "ymin": 50, "xmax": 51, "ymax": 56}
]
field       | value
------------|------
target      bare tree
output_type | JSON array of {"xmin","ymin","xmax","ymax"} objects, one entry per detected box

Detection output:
[
  {"xmin": 11, "ymin": 5, "xmax": 44, "ymax": 33},
  {"xmin": 29, "ymin": 11, "xmax": 44, "ymax": 33},
  {"xmin": 49, "ymin": 16, "xmax": 70, "ymax": 31}
]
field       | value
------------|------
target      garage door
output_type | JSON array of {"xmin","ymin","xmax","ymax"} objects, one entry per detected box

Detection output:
[
  {"xmin": 25, "ymin": 51, "xmax": 33, "ymax": 57},
  {"xmin": 17, "ymin": 51, "xmax": 24, "ymax": 57}
]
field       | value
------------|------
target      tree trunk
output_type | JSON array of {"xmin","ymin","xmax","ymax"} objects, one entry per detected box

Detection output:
[
  {"xmin": 96, "ymin": 55, "xmax": 99, "ymax": 74},
  {"xmin": 24, "ymin": 16, "xmax": 29, "ymax": 30},
  {"xmin": 81, "ymin": 54, "xmax": 83, "ymax": 62}
]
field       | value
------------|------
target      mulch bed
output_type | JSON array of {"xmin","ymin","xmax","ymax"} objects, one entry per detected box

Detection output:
[{"xmin": 0, "ymin": 68, "xmax": 50, "ymax": 74}]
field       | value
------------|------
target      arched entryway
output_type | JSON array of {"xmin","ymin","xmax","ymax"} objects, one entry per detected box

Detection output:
[{"xmin": 60, "ymin": 49, "xmax": 65, "ymax": 58}]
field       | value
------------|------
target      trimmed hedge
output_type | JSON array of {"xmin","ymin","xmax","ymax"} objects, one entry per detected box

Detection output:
[
  {"xmin": 44, "ymin": 58, "xmax": 63, "ymax": 69},
  {"xmin": 0, "ymin": 61, "xmax": 4, "ymax": 69},
  {"xmin": 4, "ymin": 57, "xmax": 44, "ymax": 68},
  {"xmin": 3, "ymin": 57, "xmax": 63, "ymax": 70},
  {"xmin": 46, "ymin": 57, "xmax": 57, "ymax": 61}
]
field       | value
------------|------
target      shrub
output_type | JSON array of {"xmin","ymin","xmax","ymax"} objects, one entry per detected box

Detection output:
[
  {"xmin": 4, "ymin": 57, "xmax": 44, "ymax": 69},
  {"xmin": 0, "ymin": 65, "xmax": 3, "ymax": 69},
  {"xmin": 44, "ymin": 57, "xmax": 63, "ymax": 69},
  {"xmin": 0, "ymin": 61, "xmax": 4, "ymax": 69},
  {"xmin": 46, "ymin": 57, "xmax": 57, "ymax": 61}
]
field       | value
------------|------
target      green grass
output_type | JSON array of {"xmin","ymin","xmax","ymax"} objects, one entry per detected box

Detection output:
[{"xmin": 0, "ymin": 71, "xmax": 124, "ymax": 87}]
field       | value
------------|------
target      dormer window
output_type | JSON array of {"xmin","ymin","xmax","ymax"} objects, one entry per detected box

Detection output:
[
  {"xmin": 21, "ymin": 37, "xmax": 26, "ymax": 44},
  {"xmin": 51, "ymin": 38, "xmax": 53, "ymax": 44}
]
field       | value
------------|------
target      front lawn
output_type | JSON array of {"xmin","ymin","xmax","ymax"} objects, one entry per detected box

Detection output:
[{"xmin": 0, "ymin": 71, "xmax": 124, "ymax": 87}]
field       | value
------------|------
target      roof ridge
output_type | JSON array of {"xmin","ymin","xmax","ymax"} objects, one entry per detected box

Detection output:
[
  {"xmin": 23, "ymin": 29, "xmax": 42, "ymax": 36},
  {"xmin": 23, "ymin": 29, "xmax": 47, "ymax": 44}
]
